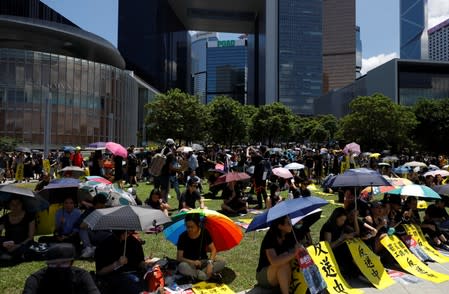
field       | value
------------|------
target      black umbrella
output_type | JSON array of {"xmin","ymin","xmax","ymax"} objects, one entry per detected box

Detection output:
[
  {"xmin": 15, "ymin": 146, "xmax": 31, "ymax": 153},
  {"xmin": 0, "ymin": 184, "xmax": 49, "ymax": 212},
  {"xmin": 329, "ymin": 168, "xmax": 391, "ymax": 188}
]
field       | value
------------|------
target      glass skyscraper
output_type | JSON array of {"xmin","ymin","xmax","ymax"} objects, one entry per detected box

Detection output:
[
  {"xmin": 278, "ymin": 0, "xmax": 322, "ymax": 115},
  {"xmin": 206, "ymin": 39, "xmax": 247, "ymax": 104},
  {"xmin": 191, "ymin": 32, "xmax": 218, "ymax": 104},
  {"xmin": 356, "ymin": 26, "xmax": 362, "ymax": 78},
  {"xmin": 400, "ymin": 0, "xmax": 428, "ymax": 59}
]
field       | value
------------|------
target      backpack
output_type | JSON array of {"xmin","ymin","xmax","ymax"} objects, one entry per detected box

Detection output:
[
  {"xmin": 145, "ymin": 265, "xmax": 165, "ymax": 292},
  {"xmin": 149, "ymin": 153, "xmax": 166, "ymax": 177}
]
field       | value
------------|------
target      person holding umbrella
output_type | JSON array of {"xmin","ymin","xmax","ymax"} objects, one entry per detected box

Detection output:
[
  {"xmin": 256, "ymin": 215, "xmax": 299, "ymax": 294},
  {"xmin": 95, "ymin": 230, "xmax": 147, "ymax": 294},
  {"xmin": 176, "ymin": 213, "xmax": 226, "ymax": 281}
]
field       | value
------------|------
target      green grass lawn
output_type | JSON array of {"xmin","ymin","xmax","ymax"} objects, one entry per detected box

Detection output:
[{"xmin": 0, "ymin": 181, "xmax": 340, "ymax": 293}]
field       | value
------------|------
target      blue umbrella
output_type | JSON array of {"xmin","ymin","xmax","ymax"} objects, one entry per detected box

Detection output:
[
  {"xmin": 38, "ymin": 178, "xmax": 80, "ymax": 203},
  {"xmin": 63, "ymin": 146, "xmax": 76, "ymax": 152},
  {"xmin": 246, "ymin": 196, "xmax": 328, "ymax": 232},
  {"xmin": 393, "ymin": 165, "xmax": 412, "ymax": 174}
]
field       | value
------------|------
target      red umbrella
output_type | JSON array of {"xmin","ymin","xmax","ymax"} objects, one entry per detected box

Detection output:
[
  {"xmin": 85, "ymin": 176, "xmax": 112, "ymax": 185},
  {"xmin": 213, "ymin": 172, "xmax": 250, "ymax": 185},
  {"xmin": 105, "ymin": 142, "xmax": 128, "ymax": 158},
  {"xmin": 272, "ymin": 167, "xmax": 293, "ymax": 179}
]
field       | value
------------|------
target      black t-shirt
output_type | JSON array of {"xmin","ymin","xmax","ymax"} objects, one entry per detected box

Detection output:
[
  {"xmin": 95, "ymin": 234, "xmax": 144, "ymax": 274},
  {"xmin": 319, "ymin": 221, "xmax": 344, "ymax": 242},
  {"xmin": 177, "ymin": 229, "xmax": 212, "ymax": 260},
  {"xmin": 256, "ymin": 229, "xmax": 295, "ymax": 272},
  {"xmin": 181, "ymin": 190, "xmax": 201, "ymax": 209},
  {"xmin": 0, "ymin": 212, "xmax": 35, "ymax": 243},
  {"xmin": 426, "ymin": 204, "xmax": 449, "ymax": 220}
]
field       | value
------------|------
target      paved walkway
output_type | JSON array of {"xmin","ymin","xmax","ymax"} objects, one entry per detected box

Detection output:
[{"xmin": 237, "ymin": 259, "xmax": 449, "ymax": 294}]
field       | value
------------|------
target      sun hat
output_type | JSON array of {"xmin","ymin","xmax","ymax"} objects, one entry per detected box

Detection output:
[{"xmin": 45, "ymin": 243, "xmax": 76, "ymax": 264}]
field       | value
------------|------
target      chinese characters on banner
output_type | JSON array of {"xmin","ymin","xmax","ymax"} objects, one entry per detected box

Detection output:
[
  {"xmin": 345, "ymin": 238, "xmax": 395, "ymax": 289},
  {"xmin": 307, "ymin": 241, "xmax": 363, "ymax": 294},
  {"xmin": 403, "ymin": 224, "xmax": 449, "ymax": 263},
  {"xmin": 380, "ymin": 235, "xmax": 449, "ymax": 283},
  {"xmin": 15, "ymin": 163, "xmax": 24, "ymax": 181},
  {"xmin": 290, "ymin": 258, "xmax": 308, "ymax": 294}
]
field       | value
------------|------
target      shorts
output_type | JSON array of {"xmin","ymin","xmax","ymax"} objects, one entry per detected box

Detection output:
[{"xmin": 256, "ymin": 267, "xmax": 275, "ymax": 289}]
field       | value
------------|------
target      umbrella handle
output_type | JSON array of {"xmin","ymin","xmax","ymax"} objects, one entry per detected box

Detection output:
[{"xmin": 123, "ymin": 230, "xmax": 127, "ymax": 256}]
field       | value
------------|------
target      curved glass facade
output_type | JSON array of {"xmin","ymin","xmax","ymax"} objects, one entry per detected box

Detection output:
[{"xmin": 0, "ymin": 48, "xmax": 138, "ymax": 147}]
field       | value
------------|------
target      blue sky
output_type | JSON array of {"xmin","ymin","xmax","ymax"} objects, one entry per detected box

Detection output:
[{"xmin": 42, "ymin": 0, "xmax": 449, "ymax": 73}]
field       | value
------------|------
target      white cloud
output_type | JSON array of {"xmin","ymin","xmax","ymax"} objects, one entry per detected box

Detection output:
[
  {"xmin": 361, "ymin": 52, "xmax": 398, "ymax": 75},
  {"xmin": 428, "ymin": 0, "xmax": 449, "ymax": 28}
]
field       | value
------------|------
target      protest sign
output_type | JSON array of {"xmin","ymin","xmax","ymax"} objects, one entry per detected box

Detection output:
[
  {"xmin": 403, "ymin": 224, "xmax": 449, "ymax": 263},
  {"xmin": 346, "ymin": 238, "xmax": 395, "ymax": 289},
  {"xmin": 380, "ymin": 235, "xmax": 449, "ymax": 283},
  {"xmin": 307, "ymin": 242, "xmax": 363, "ymax": 294},
  {"xmin": 290, "ymin": 258, "xmax": 308, "ymax": 294},
  {"xmin": 43, "ymin": 159, "xmax": 51, "ymax": 174},
  {"xmin": 192, "ymin": 281, "xmax": 234, "ymax": 294},
  {"xmin": 15, "ymin": 163, "xmax": 24, "ymax": 181}
]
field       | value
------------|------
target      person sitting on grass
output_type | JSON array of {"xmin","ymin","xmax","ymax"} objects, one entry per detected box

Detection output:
[
  {"xmin": 176, "ymin": 213, "xmax": 225, "ymax": 281},
  {"xmin": 0, "ymin": 196, "xmax": 35, "ymax": 261},
  {"xmin": 95, "ymin": 230, "xmax": 150, "ymax": 294},
  {"xmin": 145, "ymin": 189, "xmax": 170, "ymax": 216},
  {"xmin": 23, "ymin": 243, "xmax": 99, "ymax": 294},
  {"xmin": 179, "ymin": 178, "xmax": 205, "ymax": 211},
  {"xmin": 256, "ymin": 215, "xmax": 299, "ymax": 294},
  {"xmin": 220, "ymin": 181, "xmax": 247, "ymax": 215},
  {"xmin": 38, "ymin": 196, "xmax": 81, "ymax": 249}
]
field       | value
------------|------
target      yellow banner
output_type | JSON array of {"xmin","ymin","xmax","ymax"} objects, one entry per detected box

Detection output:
[
  {"xmin": 43, "ymin": 159, "xmax": 51, "ymax": 174},
  {"xmin": 346, "ymin": 238, "xmax": 395, "ymax": 289},
  {"xmin": 380, "ymin": 235, "xmax": 449, "ymax": 283},
  {"xmin": 290, "ymin": 258, "xmax": 308, "ymax": 294},
  {"xmin": 307, "ymin": 242, "xmax": 363, "ymax": 294},
  {"xmin": 192, "ymin": 281, "xmax": 234, "ymax": 294},
  {"xmin": 15, "ymin": 163, "xmax": 24, "ymax": 181},
  {"xmin": 403, "ymin": 224, "xmax": 449, "ymax": 263}
]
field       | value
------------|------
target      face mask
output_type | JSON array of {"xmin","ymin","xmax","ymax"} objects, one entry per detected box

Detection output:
[{"xmin": 275, "ymin": 191, "xmax": 280, "ymax": 197}]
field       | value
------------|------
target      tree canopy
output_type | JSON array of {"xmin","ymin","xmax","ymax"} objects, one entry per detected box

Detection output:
[{"xmin": 337, "ymin": 93, "xmax": 417, "ymax": 152}]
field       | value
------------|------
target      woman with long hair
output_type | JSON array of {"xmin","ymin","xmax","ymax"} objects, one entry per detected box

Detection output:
[{"xmin": 256, "ymin": 215, "xmax": 299, "ymax": 294}]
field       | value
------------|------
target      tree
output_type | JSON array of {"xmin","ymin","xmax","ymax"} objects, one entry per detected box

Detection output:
[
  {"xmin": 337, "ymin": 93, "xmax": 417, "ymax": 152},
  {"xmin": 316, "ymin": 114, "xmax": 338, "ymax": 141},
  {"xmin": 206, "ymin": 96, "xmax": 248, "ymax": 146},
  {"xmin": 0, "ymin": 136, "xmax": 17, "ymax": 151},
  {"xmin": 145, "ymin": 89, "xmax": 207, "ymax": 143},
  {"xmin": 413, "ymin": 98, "xmax": 449, "ymax": 153},
  {"xmin": 249, "ymin": 102, "xmax": 296, "ymax": 146}
]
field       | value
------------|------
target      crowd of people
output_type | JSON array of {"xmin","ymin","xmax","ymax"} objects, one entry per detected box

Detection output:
[{"xmin": 1, "ymin": 141, "xmax": 449, "ymax": 293}]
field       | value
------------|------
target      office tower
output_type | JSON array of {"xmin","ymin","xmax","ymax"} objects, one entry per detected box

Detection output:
[
  {"xmin": 400, "ymin": 0, "xmax": 428, "ymax": 59},
  {"xmin": 428, "ymin": 19, "xmax": 449, "ymax": 61},
  {"xmin": 322, "ymin": 0, "xmax": 356, "ymax": 92},
  {"xmin": 191, "ymin": 32, "xmax": 218, "ymax": 104},
  {"xmin": 206, "ymin": 38, "xmax": 248, "ymax": 104},
  {"xmin": 356, "ymin": 26, "xmax": 362, "ymax": 78}
]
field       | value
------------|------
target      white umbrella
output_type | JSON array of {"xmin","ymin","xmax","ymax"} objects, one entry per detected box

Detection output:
[
  {"xmin": 403, "ymin": 161, "xmax": 427, "ymax": 168},
  {"xmin": 387, "ymin": 185, "xmax": 441, "ymax": 200},
  {"xmin": 284, "ymin": 162, "xmax": 305, "ymax": 170},
  {"xmin": 424, "ymin": 170, "xmax": 449, "ymax": 178},
  {"xmin": 176, "ymin": 146, "xmax": 193, "ymax": 153}
]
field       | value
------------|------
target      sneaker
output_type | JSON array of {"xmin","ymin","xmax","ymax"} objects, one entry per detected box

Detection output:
[
  {"xmin": 80, "ymin": 246, "xmax": 95, "ymax": 258},
  {"xmin": 438, "ymin": 243, "xmax": 449, "ymax": 251}
]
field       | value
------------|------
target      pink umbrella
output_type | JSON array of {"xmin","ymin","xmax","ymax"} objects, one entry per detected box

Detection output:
[
  {"xmin": 343, "ymin": 142, "xmax": 361, "ymax": 155},
  {"xmin": 105, "ymin": 142, "xmax": 128, "ymax": 158},
  {"xmin": 272, "ymin": 167, "xmax": 293, "ymax": 179},
  {"xmin": 85, "ymin": 176, "xmax": 112, "ymax": 185}
]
